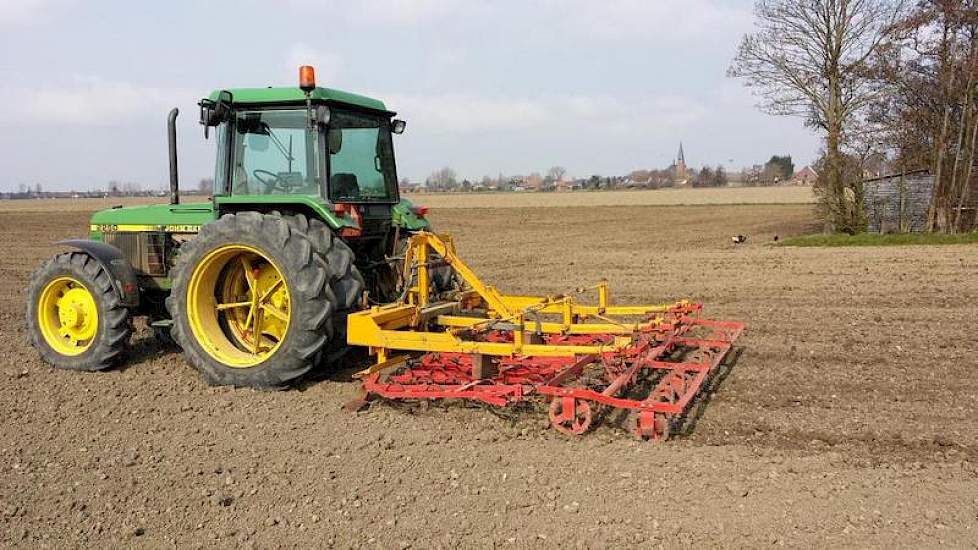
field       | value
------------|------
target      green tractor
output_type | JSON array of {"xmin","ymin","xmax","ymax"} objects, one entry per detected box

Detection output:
[{"xmin": 26, "ymin": 66, "xmax": 441, "ymax": 388}]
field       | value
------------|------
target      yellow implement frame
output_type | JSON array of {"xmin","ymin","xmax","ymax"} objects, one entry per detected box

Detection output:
[{"xmin": 347, "ymin": 232, "xmax": 693, "ymax": 361}]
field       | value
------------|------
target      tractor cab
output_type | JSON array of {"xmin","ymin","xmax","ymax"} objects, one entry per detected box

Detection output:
[
  {"xmin": 202, "ymin": 88, "xmax": 402, "ymax": 207},
  {"xmin": 197, "ymin": 68, "xmax": 424, "ymax": 243}
]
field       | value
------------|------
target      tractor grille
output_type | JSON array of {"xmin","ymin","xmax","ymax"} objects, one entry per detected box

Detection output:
[{"xmin": 103, "ymin": 232, "xmax": 168, "ymax": 277}]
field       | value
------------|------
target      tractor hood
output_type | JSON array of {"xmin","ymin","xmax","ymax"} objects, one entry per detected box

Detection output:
[
  {"xmin": 87, "ymin": 199, "xmax": 429, "ymax": 239},
  {"xmin": 89, "ymin": 202, "xmax": 215, "ymax": 236}
]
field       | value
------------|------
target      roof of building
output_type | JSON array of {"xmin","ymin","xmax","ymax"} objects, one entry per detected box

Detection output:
[
  {"xmin": 206, "ymin": 87, "xmax": 388, "ymax": 112},
  {"xmin": 862, "ymin": 168, "xmax": 930, "ymax": 183}
]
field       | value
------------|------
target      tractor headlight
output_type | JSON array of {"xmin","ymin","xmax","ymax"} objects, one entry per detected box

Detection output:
[{"xmin": 391, "ymin": 119, "xmax": 406, "ymax": 134}]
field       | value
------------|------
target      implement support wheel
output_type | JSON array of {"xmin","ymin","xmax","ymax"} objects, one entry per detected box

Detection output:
[{"xmin": 549, "ymin": 397, "xmax": 593, "ymax": 436}]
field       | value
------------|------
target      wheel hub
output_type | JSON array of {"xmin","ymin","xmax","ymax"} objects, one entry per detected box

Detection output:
[
  {"xmin": 186, "ymin": 245, "xmax": 292, "ymax": 368},
  {"xmin": 38, "ymin": 278, "xmax": 98, "ymax": 356}
]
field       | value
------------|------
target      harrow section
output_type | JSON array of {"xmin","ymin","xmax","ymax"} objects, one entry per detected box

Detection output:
[{"xmin": 348, "ymin": 232, "xmax": 744, "ymax": 441}]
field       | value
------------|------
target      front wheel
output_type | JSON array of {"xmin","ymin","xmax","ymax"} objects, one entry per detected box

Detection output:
[
  {"xmin": 167, "ymin": 212, "xmax": 334, "ymax": 389},
  {"xmin": 26, "ymin": 252, "xmax": 131, "ymax": 371}
]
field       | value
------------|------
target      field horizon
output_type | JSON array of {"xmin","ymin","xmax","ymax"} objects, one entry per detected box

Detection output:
[{"xmin": 0, "ymin": 185, "xmax": 816, "ymax": 213}]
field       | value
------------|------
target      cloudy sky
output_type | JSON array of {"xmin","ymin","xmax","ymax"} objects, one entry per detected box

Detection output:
[{"xmin": 0, "ymin": 0, "xmax": 821, "ymax": 192}]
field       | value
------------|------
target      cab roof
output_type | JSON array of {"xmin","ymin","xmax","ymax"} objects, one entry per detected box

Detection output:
[{"xmin": 207, "ymin": 87, "xmax": 387, "ymax": 112}]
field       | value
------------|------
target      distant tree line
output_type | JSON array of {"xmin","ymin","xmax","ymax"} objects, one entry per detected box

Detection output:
[
  {"xmin": 2, "ymin": 179, "xmax": 182, "ymax": 200},
  {"xmin": 416, "ymin": 165, "xmax": 581, "ymax": 192},
  {"xmin": 691, "ymin": 165, "xmax": 729, "ymax": 188},
  {"xmin": 407, "ymin": 155, "xmax": 803, "ymax": 193}
]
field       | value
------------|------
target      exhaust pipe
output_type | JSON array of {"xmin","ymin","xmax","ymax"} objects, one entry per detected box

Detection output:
[{"xmin": 167, "ymin": 108, "xmax": 180, "ymax": 205}]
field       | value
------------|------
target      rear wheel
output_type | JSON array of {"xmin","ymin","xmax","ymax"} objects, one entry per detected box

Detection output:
[
  {"xmin": 272, "ymin": 212, "xmax": 363, "ymax": 311},
  {"xmin": 26, "ymin": 252, "xmax": 131, "ymax": 371},
  {"xmin": 271, "ymin": 212, "xmax": 364, "ymax": 366},
  {"xmin": 167, "ymin": 212, "xmax": 333, "ymax": 388}
]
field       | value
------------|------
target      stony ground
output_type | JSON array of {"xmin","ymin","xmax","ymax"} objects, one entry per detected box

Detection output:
[{"xmin": 2, "ymin": 199, "xmax": 977, "ymax": 548}]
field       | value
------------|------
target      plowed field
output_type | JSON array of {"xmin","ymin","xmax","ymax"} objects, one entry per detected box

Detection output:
[{"xmin": 2, "ymin": 195, "xmax": 977, "ymax": 548}]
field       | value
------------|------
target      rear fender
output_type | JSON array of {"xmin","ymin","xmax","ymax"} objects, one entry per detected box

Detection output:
[
  {"xmin": 214, "ymin": 195, "xmax": 355, "ymax": 231},
  {"xmin": 392, "ymin": 199, "xmax": 431, "ymax": 231},
  {"xmin": 57, "ymin": 239, "xmax": 140, "ymax": 307}
]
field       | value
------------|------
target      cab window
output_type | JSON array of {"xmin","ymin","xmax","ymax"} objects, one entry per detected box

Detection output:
[
  {"xmin": 327, "ymin": 110, "xmax": 398, "ymax": 203},
  {"xmin": 230, "ymin": 109, "xmax": 321, "ymax": 196}
]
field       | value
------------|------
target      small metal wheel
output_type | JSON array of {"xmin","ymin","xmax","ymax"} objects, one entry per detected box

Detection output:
[
  {"xmin": 548, "ymin": 397, "xmax": 593, "ymax": 436},
  {"xmin": 631, "ymin": 410, "xmax": 670, "ymax": 442}
]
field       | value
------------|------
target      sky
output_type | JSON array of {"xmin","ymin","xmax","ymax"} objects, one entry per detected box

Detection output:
[{"xmin": 0, "ymin": 0, "xmax": 822, "ymax": 192}]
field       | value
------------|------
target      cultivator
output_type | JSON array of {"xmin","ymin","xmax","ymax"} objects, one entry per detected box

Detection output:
[{"xmin": 349, "ymin": 232, "xmax": 744, "ymax": 441}]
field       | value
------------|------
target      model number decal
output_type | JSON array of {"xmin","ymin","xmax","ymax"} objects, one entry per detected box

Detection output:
[{"xmin": 91, "ymin": 224, "xmax": 201, "ymax": 233}]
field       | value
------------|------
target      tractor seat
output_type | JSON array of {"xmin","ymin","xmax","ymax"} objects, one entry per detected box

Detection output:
[{"xmin": 331, "ymin": 173, "xmax": 360, "ymax": 199}]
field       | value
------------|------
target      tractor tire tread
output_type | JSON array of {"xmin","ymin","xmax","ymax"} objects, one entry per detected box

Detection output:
[
  {"xmin": 26, "ymin": 251, "xmax": 132, "ymax": 371},
  {"xmin": 271, "ymin": 212, "xmax": 364, "ymax": 368}
]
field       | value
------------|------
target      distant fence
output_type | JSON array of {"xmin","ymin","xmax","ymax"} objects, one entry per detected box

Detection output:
[{"xmin": 863, "ymin": 170, "xmax": 933, "ymax": 233}]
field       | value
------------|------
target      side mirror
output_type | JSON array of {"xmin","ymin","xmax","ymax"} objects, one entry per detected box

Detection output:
[
  {"xmin": 327, "ymin": 128, "xmax": 343, "ymax": 155},
  {"xmin": 198, "ymin": 100, "xmax": 215, "ymax": 130},
  {"xmin": 391, "ymin": 119, "xmax": 406, "ymax": 134},
  {"xmin": 198, "ymin": 90, "xmax": 233, "ymax": 137}
]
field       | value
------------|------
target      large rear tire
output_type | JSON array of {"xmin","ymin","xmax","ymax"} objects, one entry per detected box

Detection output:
[
  {"xmin": 273, "ymin": 212, "xmax": 364, "ymax": 366},
  {"xmin": 26, "ymin": 251, "xmax": 131, "ymax": 371},
  {"xmin": 166, "ymin": 212, "xmax": 334, "ymax": 388}
]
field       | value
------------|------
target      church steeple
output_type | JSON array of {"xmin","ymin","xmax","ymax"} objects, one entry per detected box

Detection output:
[{"xmin": 675, "ymin": 142, "xmax": 687, "ymax": 182}]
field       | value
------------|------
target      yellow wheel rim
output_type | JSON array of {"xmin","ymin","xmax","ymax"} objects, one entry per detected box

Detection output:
[
  {"xmin": 38, "ymin": 277, "xmax": 99, "ymax": 356},
  {"xmin": 187, "ymin": 244, "xmax": 291, "ymax": 368}
]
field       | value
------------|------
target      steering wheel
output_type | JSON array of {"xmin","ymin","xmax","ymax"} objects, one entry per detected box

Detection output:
[{"xmin": 253, "ymin": 169, "xmax": 299, "ymax": 193}]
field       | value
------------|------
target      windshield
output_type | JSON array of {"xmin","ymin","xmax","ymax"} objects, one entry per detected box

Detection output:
[
  {"xmin": 230, "ymin": 109, "xmax": 321, "ymax": 196},
  {"xmin": 327, "ymin": 110, "xmax": 398, "ymax": 203}
]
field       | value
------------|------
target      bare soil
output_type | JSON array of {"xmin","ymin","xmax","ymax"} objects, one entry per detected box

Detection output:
[
  {"xmin": 404, "ymin": 185, "xmax": 815, "ymax": 209},
  {"xmin": 2, "ymin": 199, "xmax": 978, "ymax": 549}
]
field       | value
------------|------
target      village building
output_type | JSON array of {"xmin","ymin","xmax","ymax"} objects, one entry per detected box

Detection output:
[{"xmin": 791, "ymin": 165, "xmax": 818, "ymax": 185}]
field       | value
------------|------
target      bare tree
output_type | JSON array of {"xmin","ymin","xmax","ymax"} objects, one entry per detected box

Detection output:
[
  {"xmin": 546, "ymin": 166, "xmax": 567, "ymax": 183},
  {"xmin": 426, "ymin": 167, "xmax": 458, "ymax": 191},
  {"xmin": 877, "ymin": 1, "xmax": 978, "ymax": 232},
  {"xmin": 693, "ymin": 166, "xmax": 715, "ymax": 188},
  {"xmin": 862, "ymin": 1, "xmax": 978, "ymax": 232},
  {"xmin": 714, "ymin": 165, "xmax": 729, "ymax": 187},
  {"xmin": 729, "ymin": 0, "xmax": 904, "ymax": 233}
]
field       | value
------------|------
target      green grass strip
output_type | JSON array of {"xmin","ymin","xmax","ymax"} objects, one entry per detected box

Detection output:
[{"xmin": 779, "ymin": 232, "xmax": 978, "ymax": 247}]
